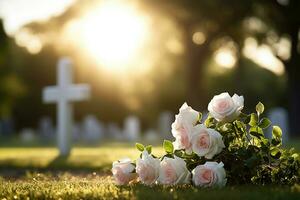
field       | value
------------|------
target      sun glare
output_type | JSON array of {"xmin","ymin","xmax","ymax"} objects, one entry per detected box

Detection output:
[
  {"xmin": 80, "ymin": 2, "xmax": 149, "ymax": 70},
  {"xmin": 15, "ymin": 28, "xmax": 42, "ymax": 54},
  {"xmin": 243, "ymin": 37, "xmax": 285, "ymax": 75},
  {"xmin": 215, "ymin": 48, "xmax": 236, "ymax": 68}
]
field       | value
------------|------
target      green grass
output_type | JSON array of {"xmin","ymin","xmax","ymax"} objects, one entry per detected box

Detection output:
[
  {"xmin": 1, "ymin": 174, "xmax": 300, "ymax": 200},
  {"xmin": 0, "ymin": 143, "xmax": 165, "ymax": 173},
  {"xmin": 0, "ymin": 142, "xmax": 299, "ymax": 199}
]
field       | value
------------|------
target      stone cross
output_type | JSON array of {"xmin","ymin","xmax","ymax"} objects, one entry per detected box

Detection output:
[{"xmin": 43, "ymin": 57, "xmax": 90, "ymax": 156}]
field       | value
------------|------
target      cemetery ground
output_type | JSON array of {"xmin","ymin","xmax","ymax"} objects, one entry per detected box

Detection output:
[{"xmin": 0, "ymin": 142, "xmax": 300, "ymax": 200}]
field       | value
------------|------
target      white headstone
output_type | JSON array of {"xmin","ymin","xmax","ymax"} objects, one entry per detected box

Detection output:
[
  {"xmin": 144, "ymin": 129, "xmax": 159, "ymax": 143},
  {"xmin": 38, "ymin": 116, "xmax": 55, "ymax": 139},
  {"xmin": 82, "ymin": 115, "xmax": 103, "ymax": 142},
  {"xmin": 124, "ymin": 116, "xmax": 140, "ymax": 141},
  {"xmin": 268, "ymin": 107, "xmax": 289, "ymax": 143},
  {"xmin": 43, "ymin": 57, "xmax": 91, "ymax": 156},
  {"xmin": 20, "ymin": 128, "xmax": 35, "ymax": 143},
  {"xmin": 158, "ymin": 111, "xmax": 173, "ymax": 140}
]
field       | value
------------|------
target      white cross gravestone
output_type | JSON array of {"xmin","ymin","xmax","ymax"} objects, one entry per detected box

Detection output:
[{"xmin": 43, "ymin": 57, "xmax": 90, "ymax": 156}]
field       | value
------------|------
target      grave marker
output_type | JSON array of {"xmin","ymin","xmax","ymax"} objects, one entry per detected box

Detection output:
[
  {"xmin": 43, "ymin": 57, "xmax": 90, "ymax": 156},
  {"xmin": 82, "ymin": 115, "xmax": 103, "ymax": 142},
  {"xmin": 124, "ymin": 116, "xmax": 140, "ymax": 141}
]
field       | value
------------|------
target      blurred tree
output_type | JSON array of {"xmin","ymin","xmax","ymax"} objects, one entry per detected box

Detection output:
[
  {"xmin": 146, "ymin": 0, "xmax": 299, "ymax": 136},
  {"xmin": 0, "ymin": 20, "xmax": 25, "ymax": 119},
  {"xmin": 11, "ymin": 0, "xmax": 297, "ymax": 135},
  {"xmin": 254, "ymin": 0, "xmax": 300, "ymax": 137},
  {"xmin": 205, "ymin": 57, "xmax": 286, "ymax": 110},
  {"xmin": 11, "ymin": 44, "xmax": 58, "ymax": 128},
  {"xmin": 145, "ymin": 0, "xmax": 254, "ymax": 109}
]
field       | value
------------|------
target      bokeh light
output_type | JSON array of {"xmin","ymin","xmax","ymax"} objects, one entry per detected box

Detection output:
[
  {"xmin": 192, "ymin": 31, "xmax": 206, "ymax": 45},
  {"xmin": 214, "ymin": 48, "xmax": 236, "ymax": 68},
  {"xmin": 243, "ymin": 37, "xmax": 285, "ymax": 75}
]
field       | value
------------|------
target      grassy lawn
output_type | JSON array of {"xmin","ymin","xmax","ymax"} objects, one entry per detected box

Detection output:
[
  {"xmin": 0, "ymin": 143, "xmax": 150, "ymax": 173},
  {"xmin": 0, "ymin": 142, "xmax": 299, "ymax": 199},
  {"xmin": 1, "ymin": 175, "xmax": 300, "ymax": 200}
]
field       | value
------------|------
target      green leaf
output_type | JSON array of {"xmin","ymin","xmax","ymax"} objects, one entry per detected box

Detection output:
[
  {"xmin": 135, "ymin": 143, "xmax": 144, "ymax": 152},
  {"xmin": 260, "ymin": 137, "xmax": 269, "ymax": 145},
  {"xmin": 248, "ymin": 113, "xmax": 258, "ymax": 126},
  {"xmin": 272, "ymin": 126, "xmax": 282, "ymax": 139},
  {"xmin": 271, "ymin": 138, "xmax": 281, "ymax": 146},
  {"xmin": 256, "ymin": 102, "xmax": 264, "ymax": 115},
  {"xmin": 292, "ymin": 153, "xmax": 299, "ymax": 160},
  {"xmin": 204, "ymin": 115, "xmax": 215, "ymax": 128},
  {"xmin": 145, "ymin": 145, "xmax": 152, "ymax": 154},
  {"xmin": 260, "ymin": 138, "xmax": 269, "ymax": 152},
  {"xmin": 270, "ymin": 147, "xmax": 281, "ymax": 159},
  {"xmin": 198, "ymin": 112, "xmax": 203, "ymax": 122},
  {"xmin": 244, "ymin": 114, "xmax": 251, "ymax": 124},
  {"xmin": 249, "ymin": 126, "xmax": 264, "ymax": 138},
  {"xmin": 174, "ymin": 149, "xmax": 184, "ymax": 157},
  {"xmin": 271, "ymin": 126, "xmax": 282, "ymax": 147},
  {"xmin": 259, "ymin": 118, "xmax": 271, "ymax": 129},
  {"xmin": 163, "ymin": 140, "xmax": 174, "ymax": 154},
  {"xmin": 235, "ymin": 121, "xmax": 246, "ymax": 131}
]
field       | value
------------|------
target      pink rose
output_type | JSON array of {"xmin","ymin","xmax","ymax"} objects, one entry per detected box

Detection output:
[
  {"xmin": 172, "ymin": 103, "xmax": 199, "ymax": 153},
  {"xmin": 208, "ymin": 92, "xmax": 244, "ymax": 122},
  {"xmin": 136, "ymin": 151, "xmax": 160, "ymax": 185},
  {"xmin": 192, "ymin": 162, "xmax": 227, "ymax": 188},
  {"xmin": 158, "ymin": 156, "xmax": 191, "ymax": 185},
  {"xmin": 112, "ymin": 158, "xmax": 136, "ymax": 185},
  {"xmin": 191, "ymin": 124, "xmax": 225, "ymax": 159}
]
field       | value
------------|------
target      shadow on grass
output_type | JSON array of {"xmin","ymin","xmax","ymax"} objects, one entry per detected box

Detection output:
[
  {"xmin": 0, "ymin": 154, "xmax": 112, "ymax": 178},
  {"xmin": 46, "ymin": 154, "xmax": 111, "ymax": 170},
  {"xmin": 47, "ymin": 154, "xmax": 70, "ymax": 170}
]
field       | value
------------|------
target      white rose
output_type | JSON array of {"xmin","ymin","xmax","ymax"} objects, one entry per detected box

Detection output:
[
  {"xmin": 158, "ymin": 156, "xmax": 191, "ymax": 185},
  {"xmin": 112, "ymin": 158, "xmax": 136, "ymax": 185},
  {"xmin": 208, "ymin": 92, "xmax": 244, "ymax": 122},
  {"xmin": 172, "ymin": 102, "xmax": 199, "ymax": 153},
  {"xmin": 136, "ymin": 150, "xmax": 160, "ymax": 185},
  {"xmin": 191, "ymin": 124, "xmax": 225, "ymax": 159},
  {"xmin": 192, "ymin": 162, "xmax": 227, "ymax": 188}
]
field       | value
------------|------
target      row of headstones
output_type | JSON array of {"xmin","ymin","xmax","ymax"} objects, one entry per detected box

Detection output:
[
  {"xmin": 16, "ymin": 107, "xmax": 289, "ymax": 143},
  {"xmin": 18, "ymin": 111, "xmax": 174, "ymax": 143}
]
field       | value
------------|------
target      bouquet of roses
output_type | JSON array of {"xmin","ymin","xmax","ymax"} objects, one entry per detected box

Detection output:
[{"xmin": 112, "ymin": 92, "xmax": 300, "ymax": 187}]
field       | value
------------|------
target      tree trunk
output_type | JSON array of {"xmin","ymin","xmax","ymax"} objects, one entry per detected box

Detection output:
[
  {"xmin": 183, "ymin": 24, "xmax": 209, "ymax": 110},
  {"xmin": 286, "ymin": 25, "xmax": 300, "ymax": 138}
]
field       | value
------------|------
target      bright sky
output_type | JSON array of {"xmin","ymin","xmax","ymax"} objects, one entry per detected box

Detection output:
[
  {"xmin": 0, "ymin": 0, "xmax": 75, "ymax": 35},
  {"xmin": 0, "ymin": 0, "xmax": 287, "ymax": 76}
]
